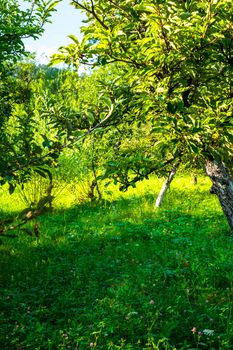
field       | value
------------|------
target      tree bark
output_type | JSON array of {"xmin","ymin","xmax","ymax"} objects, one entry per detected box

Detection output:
[
  {"xmin": 205, "ymin": 159, "xmax": 233, "ymax": 234},
  {"xmin": 155, "ymin": 167, "xmax": 177, "ymax": 208}
]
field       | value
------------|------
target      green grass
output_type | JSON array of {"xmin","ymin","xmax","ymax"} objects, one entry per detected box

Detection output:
[{"xmin": 0, "ymin": 175, "xmax": 232, "ymax": 349}]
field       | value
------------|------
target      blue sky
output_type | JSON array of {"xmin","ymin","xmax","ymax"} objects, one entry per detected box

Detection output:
[{"xmin": 21, "ymin": 0, "xmax": 85, "ymax": 64}]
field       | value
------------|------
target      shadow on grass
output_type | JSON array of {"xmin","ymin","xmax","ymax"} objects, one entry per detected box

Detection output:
[{"xmin": 1, "ymin": 190, "xmax": 232, "ymax": 349}]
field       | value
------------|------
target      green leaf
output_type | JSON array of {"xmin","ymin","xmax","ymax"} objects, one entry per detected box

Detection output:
[
  {"xmin": 180, "ymin": 12, "xmax": 190, "ymax": 20},
  {"xmin": 68, "ymin": 34, "xmax": 80, "ymax": 46},
  {"xmin": 167, "ymin": 102, "xmax": 177, "ymax": 114},
  {"xmin": 189, "ymin": 142, "xmax": 199, "ymax": 154},
  {"xmin": 224, "ymin": 132, "xmax": 233, "ymax": 143},
  {"xmin": 36, "ymin": 167, "xmax": 53, "ymax": 182},
  {"xmin": 9, "ymin": 183, "xmax": 15, "ymax": 195}
]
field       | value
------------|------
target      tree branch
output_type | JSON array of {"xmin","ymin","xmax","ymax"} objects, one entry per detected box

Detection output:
[{"xmin": 72, "ymin": 0, "xmax": 109, "ymax": 30}]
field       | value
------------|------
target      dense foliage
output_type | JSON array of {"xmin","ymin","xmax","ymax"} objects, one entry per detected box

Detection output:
[
  {"xmin": 63, "ymin": 0, "xmax": 233, "ymax": 167},
  {"xmin": 0, "ymin": 0, "xmax": 61, "ymax": 190},
  {"xmin": 0, "ymin": 0, "xmax": 59, "ymax": 62},
  {"xmin": 52, "ymin": 0, "xmax": 233, "ymax": 230}
]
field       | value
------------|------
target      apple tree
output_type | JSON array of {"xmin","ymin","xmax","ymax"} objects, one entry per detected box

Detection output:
[{"xmin": 62, "ymin": 0, "xmax": 233, "ymax": 231}]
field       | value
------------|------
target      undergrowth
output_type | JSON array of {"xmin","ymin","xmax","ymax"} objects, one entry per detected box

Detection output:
[{"xmin": 0, "ymin": 175, "xmax": 232, "ymax": 349}]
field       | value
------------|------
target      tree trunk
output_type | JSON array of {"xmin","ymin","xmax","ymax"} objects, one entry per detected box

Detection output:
[
  {"xmin": 205, "ymin": 159, "xmax": 233, "ymax": 234},
  {"xmin": 155, "ymin": 167, "xmax": 177, "ymax": 208}
]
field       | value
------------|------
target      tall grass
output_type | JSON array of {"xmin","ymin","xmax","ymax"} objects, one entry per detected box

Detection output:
[{"xmin": 0, "ymin": 175, "xmax": 232, "ymax": 349}]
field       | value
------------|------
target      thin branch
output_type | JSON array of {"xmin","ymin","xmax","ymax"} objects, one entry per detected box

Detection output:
[
  {"xmin": 72, "ymin": 0, "xmax": 109, "ymax": 30},
  {"xmin": 123, "ymin": 155, "xmax": 182, "ymax": 191},
  {"xmin": 157, "ymin": 6, "xmax": 171, "ymax": 52}
]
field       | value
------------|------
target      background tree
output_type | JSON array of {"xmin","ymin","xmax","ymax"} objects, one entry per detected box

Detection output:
[
  {"xmin": 0, "ymin": 0, "xmax": 60, "ymax": 63},
  {"xmin": 0, "ymin": 0, "xmax": 61, "ymax": 191}
]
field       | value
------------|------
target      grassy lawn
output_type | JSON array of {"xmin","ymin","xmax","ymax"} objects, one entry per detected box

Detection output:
[{"xmin": 0, "ymin": 176, "xmax": 232, "ymax": 349}]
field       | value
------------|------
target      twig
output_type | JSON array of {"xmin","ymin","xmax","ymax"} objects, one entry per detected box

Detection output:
[{"xmin": 72, "ymin": 0, "xmax": 109, "ymax": 30}]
